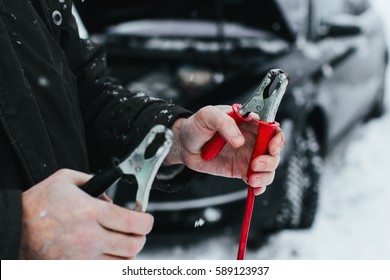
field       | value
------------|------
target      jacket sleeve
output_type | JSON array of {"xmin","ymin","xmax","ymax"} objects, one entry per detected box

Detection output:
[
  {"xmin": 0, "ymin": 190, "xmax": 22, "ymax": 259},
  {"xmin": 59, "ymin": 4, "xmax": 195, "ymax": 189}
]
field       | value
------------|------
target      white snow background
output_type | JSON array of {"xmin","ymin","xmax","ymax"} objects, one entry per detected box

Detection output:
[{"xmin": 139, "ymin": 0, "xmax": 390, "ymax": 260}]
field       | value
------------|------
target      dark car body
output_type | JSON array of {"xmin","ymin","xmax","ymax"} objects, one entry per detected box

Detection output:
[{"xmin": 76, "ymin": 0, "xmax": 388, "ymax": 245}]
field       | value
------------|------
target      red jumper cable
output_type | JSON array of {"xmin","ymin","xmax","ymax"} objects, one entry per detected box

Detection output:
[{"xmin": 201, "ymin": 69, "xmax": 290, "ymax": 259}]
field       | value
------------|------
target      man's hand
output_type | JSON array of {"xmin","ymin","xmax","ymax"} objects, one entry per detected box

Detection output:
[
  {"xmin": 19, "ymin": 169, "xmax": 153, "ymax": 259},
  {"xmin": 165, "ymin": 105, "xmax": 284, "ymax": 195}
]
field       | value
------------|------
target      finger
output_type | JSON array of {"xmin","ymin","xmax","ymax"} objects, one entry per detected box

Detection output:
[
  {"xmin": 268, "ymin": 127, "xmax": 285, "ymax": 155},
  {"xmin": 248, "ymin": 171, "xmax": 275, "ymax": 188},
  {"xmin": 101, "ymin": 254, "xmax": 133, "ymax": 260},
  {"xmin": 196, "ymin": 106, "xmax": 245, "ymax": 147},
  {"xmin": 97, "ymin": 203, "xmax": 154, "ymax": 235},
  {"xmin": 54, "ymin": 169, "xmax": 93, "ymax": 186},
  {"xmin": 251, "ymin": 154, "xmax": 280, "ymax": 172},
  {"xmin": 103, "ymin": 230, "xmax": 147, "ymax": 258}
]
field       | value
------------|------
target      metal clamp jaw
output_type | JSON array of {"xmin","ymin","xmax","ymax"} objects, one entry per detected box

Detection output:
[
  {"xmin": 201, "ymin": 69, "xmax": 290, "ymax": 161},
  {"xmin": 239, "ymin": 69, "xmax": 290, "ymax": 122},
  {"xmin": 118, "ymin": 125, "xmax": 173, "ymax": 212},
  {"xmin": 82, "ymin": 125, "xmax": 173, "ymax": 212}
]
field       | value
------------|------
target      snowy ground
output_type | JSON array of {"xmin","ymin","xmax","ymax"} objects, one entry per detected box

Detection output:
[{"xmin": 139, "ymin": 0, "xmax": 390, "ymax": 260}]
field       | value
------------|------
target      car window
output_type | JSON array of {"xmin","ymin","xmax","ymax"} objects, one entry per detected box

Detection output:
[
  {"xmin": 275, "ymin": 0, "xmax": 309, "ymax": 37},
  {"xmin": 344, "ymin": 0, "xmax": 370, "ymax": 16},
  {"xmin": 315, "ymin": 0, "xmax": 370, "ymax": 38},
  {"xmin": 318, "ymin": 0, "xmax": 345, "ymax": 24},
  {"xmin": 318, "ymin": 0, "xmax": 369, "ymax": 22}
]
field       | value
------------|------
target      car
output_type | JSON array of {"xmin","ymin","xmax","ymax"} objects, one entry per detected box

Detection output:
[{"xmin": 75, "ymin": 0, "xmax": 388, "ymax": 247}]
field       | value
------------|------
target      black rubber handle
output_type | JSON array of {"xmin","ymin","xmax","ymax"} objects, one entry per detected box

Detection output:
[{"xmin": 81, "ymin": 165, "xmax": 123, "ymax": 198}]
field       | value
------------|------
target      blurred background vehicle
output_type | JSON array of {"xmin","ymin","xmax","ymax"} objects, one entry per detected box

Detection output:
[{"xmin": 75, "ymin": 0, "xmax": 388, "ymax": 247}]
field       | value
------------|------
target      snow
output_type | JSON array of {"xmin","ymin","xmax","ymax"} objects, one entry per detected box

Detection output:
[{"xmin": 139, "ymin": 0, "xmax": 390, "ymax": 260}]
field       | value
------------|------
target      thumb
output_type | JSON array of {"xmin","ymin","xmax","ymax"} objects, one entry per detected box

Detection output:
[
  {"xmin": 197, "ymin": 105, "xmax": 245, "ymax": 148},
  {"xmin": 57, "ymin": 169, "xmax": 93, "ymax": 186}
]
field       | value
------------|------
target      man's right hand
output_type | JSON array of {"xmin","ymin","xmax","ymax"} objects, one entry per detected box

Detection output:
[{"xmin": 19, "ymin": 169, "xmax": 154, "ymax": 259}]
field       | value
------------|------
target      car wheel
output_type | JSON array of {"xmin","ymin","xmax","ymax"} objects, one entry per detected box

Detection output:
[{"xmin": 276, "ymin": 125, "xmax": 323, "ymax": 229}]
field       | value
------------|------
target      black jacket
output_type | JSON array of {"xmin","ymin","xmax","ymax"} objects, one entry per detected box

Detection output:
[{"xmin": 0, "ymin": 0, "xmax": 192, "ymax": 259}]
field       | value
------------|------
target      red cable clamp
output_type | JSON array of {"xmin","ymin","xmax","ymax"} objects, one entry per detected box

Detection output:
[{"xmin": 201, "ymin": 69, "xmax": 290, "ymax": 260}]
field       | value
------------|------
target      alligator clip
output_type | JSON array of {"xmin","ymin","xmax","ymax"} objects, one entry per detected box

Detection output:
[
  {"xmin": 82, "ymin": 125, "xmax": 173, "ymax": 212},
  {"xmin": 237, "ymin": 69, "xmax": 289, "ymax": 260},
  {"xmin": 200, "ymin": 68, "xmax": 289, "ymax": 260},
  {"xmin": 201, "ymin": 69, "xmax": 290, "ymax": 160}
]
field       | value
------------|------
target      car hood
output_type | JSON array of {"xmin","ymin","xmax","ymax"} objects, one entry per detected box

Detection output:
[{"xmin": 76, "ymin": 0, "xmax": 297, "ymax": 42}]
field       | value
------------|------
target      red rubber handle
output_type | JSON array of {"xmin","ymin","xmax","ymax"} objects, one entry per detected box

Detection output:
[
  {"xmin": 237, "ymin": 120, "xmax": 279, "ymax": 260},
  {"xmin": 201, "ymin": 104, "xmax": 251, "ymax": 161}
]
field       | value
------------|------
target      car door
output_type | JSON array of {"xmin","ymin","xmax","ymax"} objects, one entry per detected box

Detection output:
[{"xmin": 311, "ymin": 0, "xmax": 384, "ymax": 145}]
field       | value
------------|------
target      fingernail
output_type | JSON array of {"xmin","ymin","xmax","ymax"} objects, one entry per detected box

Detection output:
[{"xmin": 254, "ymin": 186, "xmax": 267, "ymax": 196}]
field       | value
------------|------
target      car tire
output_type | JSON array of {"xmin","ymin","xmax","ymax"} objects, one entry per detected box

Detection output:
[{"xmin": 276, "ymin": 126, "xmax": 323, "ymax": 229}]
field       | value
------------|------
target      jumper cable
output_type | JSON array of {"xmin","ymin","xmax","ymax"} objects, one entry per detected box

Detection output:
[{"xmin": 201, "ymin": 69, "xmax": 290, "ymax": 259}]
